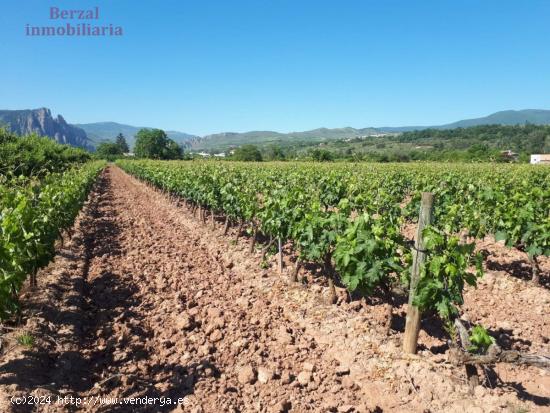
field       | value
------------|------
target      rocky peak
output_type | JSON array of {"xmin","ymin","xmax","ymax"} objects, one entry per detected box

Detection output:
[{"xmin": 0, "ymin": 108, "xmax": 93, "ymax": 150}]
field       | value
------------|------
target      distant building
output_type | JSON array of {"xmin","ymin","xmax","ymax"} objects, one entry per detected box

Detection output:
[
  {"xmin": 214, "ymin": 153, "xmax": 226, "ymax": 157},
  {"xmin": 123, "ymin": 152, "xmax": 135, "ymax": 157},
  {"xmin": 500, "ymin": 150, "xmax": 518, "ymax": 161},
  {"xmin": 366, "ymin": 133, "xmax": 396, "ymax": 138},
  {"xmin": 530, "ymin": 154, "xmax": 550, "ymax": 164}
]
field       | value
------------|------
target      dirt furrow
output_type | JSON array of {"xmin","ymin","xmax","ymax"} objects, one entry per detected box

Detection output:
[{"xmin": 90, "ymin": 166, "xmax": 367, "ymax": 412}]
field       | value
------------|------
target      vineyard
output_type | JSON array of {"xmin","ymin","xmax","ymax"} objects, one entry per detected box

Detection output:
[
  {"xmin": 116, "ymin": 159, "xmax": 549, "ymax": 296},
  {"xmin": 0, "ymin": 161, "xmax": 105, "ymax": 318},
  {"xmin": 0, "ymin": 159, "xmax": 549, "ymax": 412}
]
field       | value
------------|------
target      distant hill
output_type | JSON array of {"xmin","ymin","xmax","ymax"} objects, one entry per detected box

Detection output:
[
  {"xmin": 439, "ymin": 109, "xmax": 550, "ymax": 129},
  {"xmin": 192, "ymin": 127, "xmax": 384, "ymax": 150},
  {"xmin": 192, "ymin": 109, "xmax": 550, "ymax": 150},
  {"xmin": 75, "ymin": 122, "xmax": 197, "ymax": 149},
  {"xmin": 3, "ymin": 108, "xmax": 550, "ymax": 152},
  {"xmin": 379, "ymin": 109, "xmax": 550, "ymax": 132},
  {"xmin": 0, "ymin": 108, "xmax": 93, "ymax": 150}
]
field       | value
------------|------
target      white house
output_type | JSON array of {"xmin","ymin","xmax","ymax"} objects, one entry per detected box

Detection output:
[{"xmin": 530, "ymin": 154, "xmax": 550, "ymax": 164}]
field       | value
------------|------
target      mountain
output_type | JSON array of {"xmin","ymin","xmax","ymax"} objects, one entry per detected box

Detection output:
[
  {"xmin": 192, "ymin": 127, "xmax": 384, "ymax": 150},
  {"xmin": 193, "ymin": 109, "xmax": 550, "ymax": 150},
  {"xmin": 75, "ymin": 122, "xmax": 197, "ymax": 149},
  {"xmin": 379, "ymin": 109, "xmax": 550, "ymax": 132},
  {"xmin": 3, "ymin": 108, "xmax": 549, "ymax": 152},
  {"xmin": 0, "ymin": 108, "xmax": 93, "ymax": 150},
  {"xmin": 438, "ymin": 109, "xmax": 550, "ymax": 129}
]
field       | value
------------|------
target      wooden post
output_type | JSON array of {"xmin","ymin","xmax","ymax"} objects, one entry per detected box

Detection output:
[
  {"xmin": 249, "ymin": 224, "xmax": 258, "ymax": 253},
  {"xmin": 278, "ymin": 237, "xmax": 283, "ymax": 274},
  {"xmin": 403, "ymin": 192, "xmax": 434, "ymax": 354}
]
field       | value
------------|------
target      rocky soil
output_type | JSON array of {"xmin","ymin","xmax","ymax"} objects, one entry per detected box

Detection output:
[{"xmin": 0, "ymin": 166, "xmax": 548, "ymax": 413}]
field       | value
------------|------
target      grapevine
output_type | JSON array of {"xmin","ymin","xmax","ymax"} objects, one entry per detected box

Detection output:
[
  {"xmin": 117, "ymin": 159, "xmax": 549, "ymax": 325},
  {"xmin": 0, "ymin": 161, "xmax": 105, "ymax": 319}
]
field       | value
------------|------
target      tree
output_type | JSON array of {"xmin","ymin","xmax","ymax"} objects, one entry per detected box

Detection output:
[
  {"xmin": 311, "ymin": 149, "xmax": 333, "ymax": 162},
  {"xmin": 115, "ymin": 133, "xmax": 129, "ymax": 153},
  {"xmin": 96, "ymin": 142, "xmax": 123, "ymax": 159},
  {"xmin": 233, "ymin": 144, "xmax": 263, "ymax": 161},
  {"xmin": 265, "ymin": 144, "xmax": 286, "ymax": 161},
  {"xmin": 134, "ymin": 128, "xmax": 182, "ymax": 160},
  {"xmin": 164, "ymin": 139, "xmax": 184, "ymax": 160}
]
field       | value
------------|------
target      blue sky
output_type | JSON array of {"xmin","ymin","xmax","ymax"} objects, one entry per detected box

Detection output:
[{"xmin": 1, "ymin": 0, "xmax": 550, "ymax": 135}]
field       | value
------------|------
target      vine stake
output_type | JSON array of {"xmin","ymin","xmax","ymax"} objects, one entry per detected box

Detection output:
[
  {"xmin": 278, "ymin": 237, "xmax": 283, "ymax": 274},
  {"xmin": 403, "ymin": 192, "xmax": 434, "ymax": 354},
  {"xmin": 249, "ymin": 224, "xmax": 258, "ymax": 253}
]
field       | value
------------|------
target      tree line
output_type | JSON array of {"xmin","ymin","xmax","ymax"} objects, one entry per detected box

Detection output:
[
  {"xmin": 230, "ymin": 124, "xmax": 550, "ymax": 162},
  {"xmin": 96, "ymin": 129, "xmax": 184, "ymax": 160},
  {"xmin": 96, "ymin": 123, "xmax": 550, "ymax": 162}
]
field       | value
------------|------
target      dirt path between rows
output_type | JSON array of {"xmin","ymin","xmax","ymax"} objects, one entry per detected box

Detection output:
[{"xmin": 0, "ymin": 166, "xmax": 548, "ymax": 413}]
